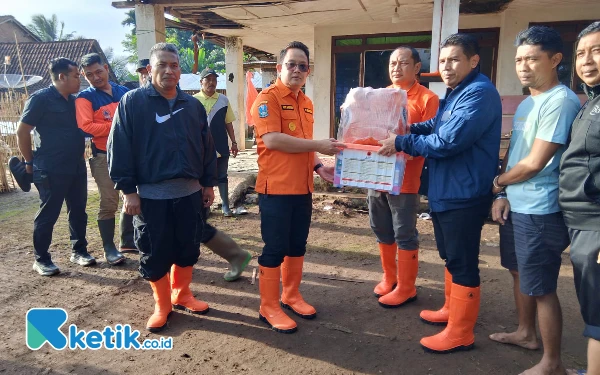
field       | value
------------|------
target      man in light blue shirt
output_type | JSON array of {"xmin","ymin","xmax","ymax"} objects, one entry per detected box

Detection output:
[
  {"xmin": 490, "ymin": 26, "xmax": 580, "ymax": 375},
  {"xmin": 505, "ymin": 85, "xmax": 577, "ymax": 214}
]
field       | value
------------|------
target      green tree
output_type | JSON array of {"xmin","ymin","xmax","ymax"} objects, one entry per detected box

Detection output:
[
  {"xmin": 27, "ymin": 14, "xmax": 78, "ymax": 42},
  {"xmin": 121, "ymin": 10, "xmax": 138, "ymax": 64},
  {"xmin": 103, "ymin": 47, "xmax": 136, "ymax": 83},
  {"xmin": 120, "ymin": 10, "xmax": 227, "ymax": 73}
]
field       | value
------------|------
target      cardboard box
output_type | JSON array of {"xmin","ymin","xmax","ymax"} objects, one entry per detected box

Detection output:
[{"xmin": 333, "ymin": 144, "xmax": 406, "ymax": 195}]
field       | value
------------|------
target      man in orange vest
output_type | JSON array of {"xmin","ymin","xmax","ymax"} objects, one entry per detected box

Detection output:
[
  {"xmin": 251, "ymin": 41, "xmax": 344, "ymax": 334},
  {"xmin": 372, "ymin": 47, "xmax": 439, "ymax": 308}
]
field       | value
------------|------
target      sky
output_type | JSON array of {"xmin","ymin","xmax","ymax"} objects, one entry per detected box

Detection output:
[{"xmin": 4, "ymin": 0, "xmax": 131, "ymax": 57}]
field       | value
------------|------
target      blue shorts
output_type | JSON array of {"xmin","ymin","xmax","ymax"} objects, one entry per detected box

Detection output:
[
  {"xmin": 512, "ymin": 212, "xmax": 570, "ymax": 296},
  {"xmin": 499, "ymin": 215, "xmax": 518, "ymax": 271}
]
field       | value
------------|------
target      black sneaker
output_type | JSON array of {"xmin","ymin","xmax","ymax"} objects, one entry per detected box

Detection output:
[
  {"xmin": 70, "ymin": 252, "xmax": 97, "ymax": 267},
  {"xmin": 33, "ymin": 261, "xmax": 60, "ymax": 276}
]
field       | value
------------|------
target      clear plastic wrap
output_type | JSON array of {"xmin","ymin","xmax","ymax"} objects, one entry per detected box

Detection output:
[{"xmin": 337, "ymin": 87, "xmax": 409, "ymax": 145}]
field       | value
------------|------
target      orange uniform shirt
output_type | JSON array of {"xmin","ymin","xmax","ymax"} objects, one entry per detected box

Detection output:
[
  {"xmin": 251, "ymin": 79, "xmax": 315, "ymax": 195},
  {"xmin": 75, "ymin": 82, "xmax": 129, "ymax": 151},
  {"xmin": 391, "ymin": 83, "xmax": 439, "ymax": 194}
]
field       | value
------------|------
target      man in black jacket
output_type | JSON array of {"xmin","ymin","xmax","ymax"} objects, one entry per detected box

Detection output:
[
  {"xmin": 108, "ymin": 43, "xmax": 217, "ymax": 333},
  {"xmin": 17, "ymin": 58, "xmax": 94, "ymax": 276},
  {"xmin": 559, "ymin": 21, "xmax": 600, "ymax": 375}
]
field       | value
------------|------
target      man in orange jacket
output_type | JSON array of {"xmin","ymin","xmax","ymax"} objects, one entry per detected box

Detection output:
[
  {"xmin": 372, "ymin": 47, "xmax": 439, "ymax": 308},
  {"xmin": 76, "ymin": 53, "xmax": 132, "ymax": 265},
  {"xmin": 250, "ymin": 41, "xmax": 344, "ymax": 334}
]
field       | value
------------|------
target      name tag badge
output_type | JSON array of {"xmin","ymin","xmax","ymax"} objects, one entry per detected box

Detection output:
[{"xmin": 441, "ymin": 110, "xmax": 451, "ymax": 122}]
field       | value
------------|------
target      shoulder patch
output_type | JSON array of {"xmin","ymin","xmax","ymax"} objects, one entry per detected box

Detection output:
[
  {"xmin": 281, "ymin": 105, "xmax": 294, "ymax": 111},
  {"xmin": 304, "ymin": 108, "xmax": 313, "ymax": 114},
  {"xmin": 258, "ymin": 103, "xmax": 269, "ymax": 118}
]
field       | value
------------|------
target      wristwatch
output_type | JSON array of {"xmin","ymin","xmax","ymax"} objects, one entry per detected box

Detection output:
[
  {"xmin": 313, "ymin": 163, "xmax": 323, "ymax": 172},
  {"xmin": 24, "ymin": 161, "xmax": 33, "ymax": 166}
]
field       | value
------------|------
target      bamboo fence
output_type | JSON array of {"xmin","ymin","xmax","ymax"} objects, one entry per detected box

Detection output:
[{"xmin": 0, "ymin": 91, "xmax": 27, "ymax": 193}]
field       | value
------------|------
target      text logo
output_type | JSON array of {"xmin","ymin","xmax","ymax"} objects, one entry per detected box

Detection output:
[{"xmin": 26, "ymin": 308, "xmax": 172, "ymax": 350}]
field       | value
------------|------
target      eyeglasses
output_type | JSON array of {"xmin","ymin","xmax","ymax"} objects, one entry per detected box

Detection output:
[{"xmin": 284, "ymin": 62, "xmax": 309, "ymax": 72}]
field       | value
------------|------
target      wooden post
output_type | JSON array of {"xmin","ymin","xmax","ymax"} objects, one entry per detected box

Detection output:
[
  {"xmin": 13, "ymin": 32, "xmax": 28, "ymax": 97},
  {"xmin": 429, "ymin": 0, "xmax": 459, "ymax": 97},
  {"xmin": 225, "ymin": 37, "xmax": 246, "ymax": 151}
]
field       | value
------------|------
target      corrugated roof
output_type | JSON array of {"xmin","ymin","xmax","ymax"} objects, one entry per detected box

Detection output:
[{"xmin": 0, "ymin": 39, "xmax": 117, "ymax": 93}]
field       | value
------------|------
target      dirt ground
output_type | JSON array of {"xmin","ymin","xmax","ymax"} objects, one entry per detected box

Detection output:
[{"xmin": 0, "ymin": 173, "xmax": 588, "ymax": 375}]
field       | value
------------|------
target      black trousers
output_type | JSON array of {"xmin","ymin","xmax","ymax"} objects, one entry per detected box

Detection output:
[
  {"xmin": 33, "ymin": 160, "xmax": 88, "ymax": 263},
  {"xmin": 569, "ymin": 228, "xmax": 600, "ymax": 340},
  {"xmin": 135, "ymin": 191, "xmax": 204, "ymax": 281},
  {"xmin": 258, "ymin": 194, "xmax": 312, "ymax": 268},
  {"xmin": 431, "ymin": 200, "xmax": 491, "ymax": 288}
]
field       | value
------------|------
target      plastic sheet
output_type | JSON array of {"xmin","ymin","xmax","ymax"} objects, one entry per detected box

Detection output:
[{"xmin": 337, "ymin": 87, "xmax": 409, "ymax": 146}]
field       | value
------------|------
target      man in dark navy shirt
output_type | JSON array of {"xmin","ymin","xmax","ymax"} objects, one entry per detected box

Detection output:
[{"xmin": 17, "ymin": 57, "xmax": 95, "ymax": 276}]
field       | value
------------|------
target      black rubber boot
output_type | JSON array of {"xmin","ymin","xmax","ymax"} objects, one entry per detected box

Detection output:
[
  {"xmin": 119, "ymin": 212, "xmax": 137, "ymax": 253},
  {"xmin": 98, "ymin": 218, "xmax": 126, "ymax": 265}
]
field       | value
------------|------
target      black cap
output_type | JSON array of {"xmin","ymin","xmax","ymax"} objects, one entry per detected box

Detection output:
[
  {"xmin": 199, "ymin": 67, "xmax": 218, "ymax": 80},
  {"xmin": 136, "ymin": 59, "xmax": 149, "ymax": 72}
]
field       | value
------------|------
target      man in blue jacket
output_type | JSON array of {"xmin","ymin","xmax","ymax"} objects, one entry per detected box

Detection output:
[
  {"xmin": 379, "ymin": 33, "xmax": 501, "ymax": 354},
  {"xmin": 108, "ymin": 43, "xmax": 217, "ymax": 333}
]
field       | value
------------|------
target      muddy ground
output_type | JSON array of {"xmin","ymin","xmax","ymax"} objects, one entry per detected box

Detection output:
[{"xmin": 0, "ymin": 172, "xmax": 588, "ymax": 375}]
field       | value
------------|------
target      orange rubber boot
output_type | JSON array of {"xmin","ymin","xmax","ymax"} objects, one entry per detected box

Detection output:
[
  {"xmin": 374, "ymin": 243, "xmax": 397, "ymax": 297},
  {"xmin": 170, "ymin": 265, "xmax": 209, "ymax": 314},
  {"xmin": 420, "ymin": 284, "xmax": 480, "ymax": 354},
  {"xmin": 378, "ymin": 249, "xmax": 418, "ymax": 307},
  {"xmin": 259, "ymin": 265, "xmax": 297, "ymax": 333},
  {"xmin": 146, "ymin": 274, "xmax": 173, "ymax": 332},
  {"xmin": 281, "ymin": 256, "xmax": 316, "ymax": 319},
  {"xmin": 420, "ymin": 267, "xmax": 452, "ymax": 325}
]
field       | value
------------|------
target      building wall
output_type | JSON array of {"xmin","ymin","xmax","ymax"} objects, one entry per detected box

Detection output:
[
  {"xmin": 0, "ymin": 22, "xmax": 38, "ymax": 43},
  {"xmin": 312, "ymin": 13, "xmax": 498, "ymax": 140},
  {"xmin": 496, "ymin": 5, "xmax": 600, "ymax": 96},
  {"xmin": 311, "ymin": 5, "xmax": 600, "ymax": 141}
]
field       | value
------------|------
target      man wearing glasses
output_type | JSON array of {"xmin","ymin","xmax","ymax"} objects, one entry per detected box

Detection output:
[{"xmin": 250, "ymin": 41, "xmax": 345, "ymax": 334}]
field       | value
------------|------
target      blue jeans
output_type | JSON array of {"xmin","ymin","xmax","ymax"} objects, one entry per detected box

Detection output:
[{"xmin": 258, "ymin": 194, "xmax": 312, "ymax": 267}]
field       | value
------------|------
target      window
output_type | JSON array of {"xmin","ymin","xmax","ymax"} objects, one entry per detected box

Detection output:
[
  {"xmin": 335, "ymin": 38, "xmax": 363, "ymax": 47},
  {"xmin": 330, "ymin": 29, "xmax": 499, "ymax": 136},
  {"xmin": 366, "ymin": 35, "xmax": 432, "ymax": 45},
  {"xmin": 333, "ymin": 53, "xmax": 361, "ymax": 138}
]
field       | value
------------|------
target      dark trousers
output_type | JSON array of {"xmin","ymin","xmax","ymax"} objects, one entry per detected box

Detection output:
[
  {"xmin": 258, "ymin": 194, "xmax": 312, "ymax": 268},
  {"xmin": 134, "ymin": 191, "xmax": 204, "ymax": 281},
  {"xmin": 431, "ymin": 201, "xmax": 490, "ymax": 287},
  {"xmin": 200, "ymin": 206, "xmax": 217, "ymax": 244},
  {"xmin": 217, "ymin": 156, "xmax": 229, "ymax": 184},
  {"xmin": 33, "ymin": 160, "xmax": 88, "ymax": 263},
  {"xmin": 569, "ymin": 228, "xmax": 600, "ymax": 340}
]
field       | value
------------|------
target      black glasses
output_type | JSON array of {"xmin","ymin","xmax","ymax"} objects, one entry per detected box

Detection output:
[{"xmin": 284, "ymin": 62, "xmax": 309, "ymax": 72}]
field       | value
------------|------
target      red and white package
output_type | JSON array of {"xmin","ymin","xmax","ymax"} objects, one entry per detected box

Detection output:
[{"xmin": 337, "ymin": 87, "xmax": 409, "ymax": 145}]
